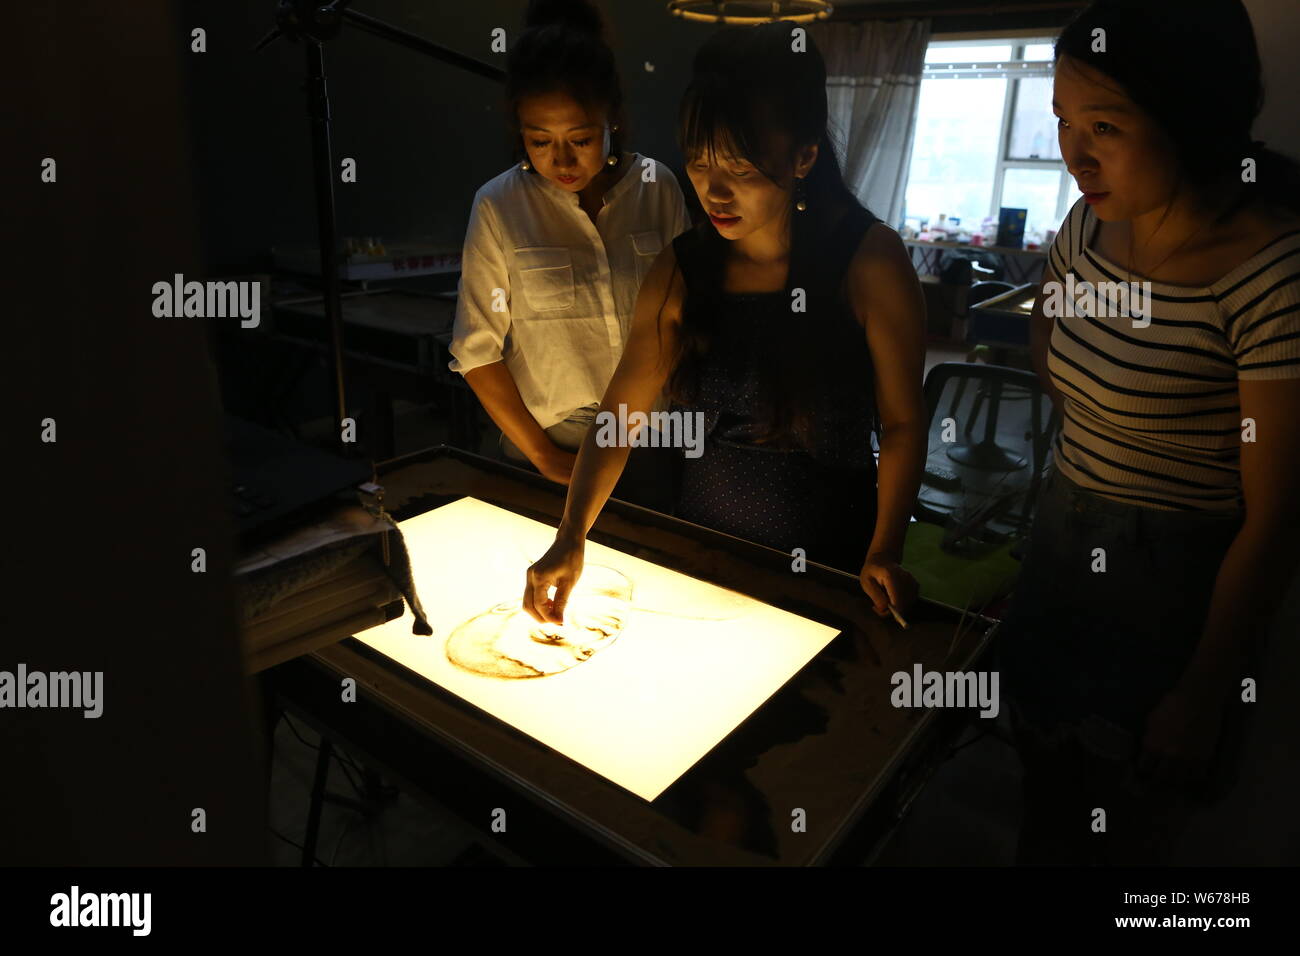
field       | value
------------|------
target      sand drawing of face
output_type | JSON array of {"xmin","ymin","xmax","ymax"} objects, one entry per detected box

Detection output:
[{"xmin": 446, "ymin": 565, "xmax": 632, "ymax": 679}]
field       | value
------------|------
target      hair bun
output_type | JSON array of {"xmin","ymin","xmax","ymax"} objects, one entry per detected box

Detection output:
[{"xmin": 524, "ymin": 0, "xmax": 604, "ymax": 37}]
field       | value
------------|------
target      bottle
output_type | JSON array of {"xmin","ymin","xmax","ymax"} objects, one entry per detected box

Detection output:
[{"xmin": 981, "ymin": 217, "xmax": 997, "ymax": 246}]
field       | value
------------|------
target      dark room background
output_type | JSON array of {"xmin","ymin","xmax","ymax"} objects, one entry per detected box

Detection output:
[{"xmin": 184, "ymin": 0, "xmax": 706, "ymax": 274}]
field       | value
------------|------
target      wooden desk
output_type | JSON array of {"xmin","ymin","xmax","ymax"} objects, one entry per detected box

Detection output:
[
  {"xmin": 222, "ymin": 288, "xmax": 482, "ymax": 460},
  {"xmin": 904, "ymin": 238, "xmax": 1048, "ymax": 285}
]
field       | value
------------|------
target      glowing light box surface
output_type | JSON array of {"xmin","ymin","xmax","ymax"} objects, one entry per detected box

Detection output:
[{"xmin": 355, "ymin": 497, "xmax": 840, "ymax": 801}]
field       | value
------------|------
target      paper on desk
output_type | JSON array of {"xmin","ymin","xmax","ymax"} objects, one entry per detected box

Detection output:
[
  {"xmin": 235, "ymin": 504, "xmax": 432, "ymax": 636},
  {"xmin": 234, "ymin": 505, "xmax": 388, "ymax": 576}
]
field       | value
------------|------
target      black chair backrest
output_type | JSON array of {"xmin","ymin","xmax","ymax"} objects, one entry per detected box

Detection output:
[
  {"xmin": 938, "ymin": 248, "xmax": 1005, "ymax": 282},
  {"xmin": 968, "ymin": 280, "xmax": 1017, "ymax": 306},
  {"xmin": 916, "ymin": 361, "xmax": 1059, "ymax": 541}
]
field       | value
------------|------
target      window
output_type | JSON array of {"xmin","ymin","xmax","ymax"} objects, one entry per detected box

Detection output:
[{"xmin": 902, "ymin": 38, "xmax": 1081, "ymax": 245}]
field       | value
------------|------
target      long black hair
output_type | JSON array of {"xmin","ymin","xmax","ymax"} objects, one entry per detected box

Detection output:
[
  {"xmin": 664, "ymin": 22, "xmax": 875, "ymax": 448},
  {"xmin": 1056, "ymin": 0, "xmax": 1300, "ymax": 215},
  {"xmin": 505, "ymin": 0, "xmax": 627, "ymax": 166}
]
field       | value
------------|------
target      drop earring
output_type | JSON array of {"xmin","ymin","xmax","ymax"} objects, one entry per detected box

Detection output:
[
  {"xmin": 794, "ymin": 176, "xmax": 807, "ymax": 212},
  {"xmin": 607, "ymin": 123, "xmax": 621, "ymax": 166},
  {"xmin": 520, "ymin": 158, "xmax": 532, "ymax": 171}
]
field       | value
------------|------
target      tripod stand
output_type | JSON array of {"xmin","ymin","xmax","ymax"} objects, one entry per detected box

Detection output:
[{"xmin": 254, "ymin": 0, "xmax": 504, "ymax": 453}]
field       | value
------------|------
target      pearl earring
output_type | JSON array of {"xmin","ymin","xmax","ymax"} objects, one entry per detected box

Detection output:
[
  {"xmin": 606, "ymin": 154, "xmax": 618, "ymax": 167},
  {"xmin": 520, "ymin": 159, "xmax": 531, "ymax": 171}
]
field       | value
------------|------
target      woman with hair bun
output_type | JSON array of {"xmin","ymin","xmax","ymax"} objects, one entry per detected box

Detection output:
[{"xmin": 449, "ymin": 0, "xmax": 690, "ymax": 491}]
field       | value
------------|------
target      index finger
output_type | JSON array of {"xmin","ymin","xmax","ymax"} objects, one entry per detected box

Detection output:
[
  {"xmin": 880, "ymin": 568, "xmax": 902, "ymax": 609},
  {"xmin": 542, "ymin": 578, "xmax": 572, "ymax": 625},
  {"xmin": 860, "ymin": 575, "xmax": 889, "ymax": 613},
  {"xmin": 523, "ymin": 569, "xmax": 546, "ymax": 623}
]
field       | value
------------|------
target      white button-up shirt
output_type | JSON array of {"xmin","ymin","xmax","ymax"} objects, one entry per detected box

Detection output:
[{"xmin": 448, "ymin": 153, "xmax": 691, "ymax": 430}]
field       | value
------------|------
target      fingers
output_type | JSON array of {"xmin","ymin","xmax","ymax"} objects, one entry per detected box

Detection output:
[
  {"xmin": 522, "ymin": 569, "xmax": 544, "ymax": 623},
  {"xmin": 883, "ymin": 565, "xmax": 918, "ymax": 611},
  {"xmin": 523, "ymin": 532, "xmax": 586, "ymax": 625},
  {"xmin": 860, "ymin": 574, "xmax": 889, "ymax": 615},
  {"xmin": 525, "ymin": 576, "xmax": 562, "ymax": 624},
  {"xmin": 861, "ymin": 556, "xmax": 920, "ymax": 618},
  {"xmin": 523, "ymin": 567, "xmax": 576, "ymax": 624},
  {"xmin": 548, "ymin": 583, "xmax": 571, "ymax": 625},
  {"xmin": 882, "ymin": 569, "xmax": 903, "ymax": 610}
]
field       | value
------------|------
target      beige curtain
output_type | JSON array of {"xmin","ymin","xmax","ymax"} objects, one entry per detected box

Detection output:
[{"xmin": 811, "ymin": 18, "xmax": 931, "ymax": 228}]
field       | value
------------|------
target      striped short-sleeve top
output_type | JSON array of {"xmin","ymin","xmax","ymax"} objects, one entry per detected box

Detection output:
[{"xmin": 1044, "ymin": 197, "xmax": 1300, "ymax": 512}]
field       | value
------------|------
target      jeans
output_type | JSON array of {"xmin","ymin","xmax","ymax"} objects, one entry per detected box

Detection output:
[
  {"xmin": 997, "ymin": 468, "xmax": 1244, "ymax": 742},
  {"xmin": 498, "ymin": 405, "xmax": 598, "ymax": 462},
  {"xmin": 995, "ymin": 468, "xmax": 1250, "ymax": 863}
]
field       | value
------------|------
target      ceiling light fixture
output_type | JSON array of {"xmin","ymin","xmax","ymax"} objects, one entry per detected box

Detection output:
[{"xmin": 667, "ymin": 1, "xmax": 834, "ymax": 25}]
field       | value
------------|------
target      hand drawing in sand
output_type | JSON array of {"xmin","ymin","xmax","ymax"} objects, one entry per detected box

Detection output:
[
  {"xmin": 446, "ymin": 560, "xmax": 753, "ymax": 680},
  {"xmin": 447, "ymin": 565, "xmax": 631, "ymax": 678},
  {"xmin": 355, "ymin": 498, "xmax": 844, "ymax": 802}
]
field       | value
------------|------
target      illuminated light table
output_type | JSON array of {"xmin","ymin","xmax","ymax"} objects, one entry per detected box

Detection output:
[{"xmin": 268, "ymin": 446, "xmax": 998, "ymax": 865}]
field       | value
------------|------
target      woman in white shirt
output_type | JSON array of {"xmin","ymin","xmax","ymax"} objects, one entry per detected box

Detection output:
[{"xmin": 449, "ymin": 0, "xmax": 690, "ymax": 485}]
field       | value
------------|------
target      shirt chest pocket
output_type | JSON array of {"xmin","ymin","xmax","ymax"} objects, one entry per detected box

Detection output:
[
  {"xmin": 632, "ymin": 231, "xmax": 662, "ymax": 287},
  {"xmin": 515, "ymin": 246, "xmax": 575, "ymax": 313}
]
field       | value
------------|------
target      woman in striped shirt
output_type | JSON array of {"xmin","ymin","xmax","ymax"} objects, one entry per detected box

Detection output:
[{"xmin": 998, "ymin": 0, "xmax": 1300, "ymax": 864}]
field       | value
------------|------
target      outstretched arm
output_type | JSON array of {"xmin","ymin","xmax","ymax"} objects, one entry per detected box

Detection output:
[{"xmin": 523, "ymin": 245, "xmax": 685, "ymax": 623}]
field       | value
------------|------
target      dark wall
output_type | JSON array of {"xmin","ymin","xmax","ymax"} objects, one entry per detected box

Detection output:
[
  {"xmin": 13, "ymin": 1, "xmax": 267, "ymax": 865},
  {"xmin": 184, "ymin": 0, "xmax": 714, "ymax": 274}
]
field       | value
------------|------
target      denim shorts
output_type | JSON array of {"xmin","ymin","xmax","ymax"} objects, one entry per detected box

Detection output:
[
  {"xmin": 995, "ymin": 468, "xmax": 1245, "ymax": 752},
  {"xmin": 498, "ymin": 406, "xmax": 681, "ymax": 513},
  {"xmin": 498, "ymin": 406, "xmax": 598, "ymax": 462}
]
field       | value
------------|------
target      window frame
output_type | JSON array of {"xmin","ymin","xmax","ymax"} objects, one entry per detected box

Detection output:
[
  {"xmin": 991, "ymin": 43, "xmax": 1072, "ymax": 227},
  {"xmin": 913, "ymin": 36, "xmax": 1073, "ymax": 235}
]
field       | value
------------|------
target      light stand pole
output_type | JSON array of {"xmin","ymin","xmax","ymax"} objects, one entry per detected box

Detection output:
[{"xmin": 254, "ymin": 0, "xmax": 504, "ymax": 454}]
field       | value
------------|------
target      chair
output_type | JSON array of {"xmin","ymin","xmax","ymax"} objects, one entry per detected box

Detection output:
[
  {"xmin": 918, "ymin": 362, "xmax": 1057, "ymax": 536},
  {"xmin": 901, "ymin": 362, "xmax": 1058, "ymax": 611},
  {"xmin": 968, "ymin": 280, "xmax": 1017, "ymax": 306},
  {"xmin": 938, "ymin": 249, "xmax": 1006, "ymax": 283},
  {"xmin": 947, "ymin": 281, "xmax": 1038, "ymax": 476},
  {"xmin": 934, "ymin": 265, "xmax": 1012, "ymax": 330}
]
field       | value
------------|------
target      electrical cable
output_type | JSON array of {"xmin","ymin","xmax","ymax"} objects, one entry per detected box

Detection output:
[
  {"xmin": 330, "ymin": 812, "xmax": 364, "ymax": 866},
  {"xmin": 269, "ymin": 826, "xmax": 329, "ymax": 867},
  {"xmin": 280, "ymin": 712, "xmax": 370, "ymax": 789}
]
